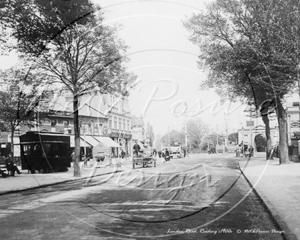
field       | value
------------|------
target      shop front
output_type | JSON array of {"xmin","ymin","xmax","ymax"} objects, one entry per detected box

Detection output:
[{"xmin": 109, "ymin": 131, "xmax": 132, "ymax": 157}]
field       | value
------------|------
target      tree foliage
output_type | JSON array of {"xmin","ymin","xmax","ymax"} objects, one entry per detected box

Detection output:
[
  {"xmin": 0, "ymin": 0, "xmax": 96, "ymax": 55},
  {"xmin": 184, "ymin": 0, "xmax": 300, "ymax": 163},
  {"xmin": 30, "ymin": 11, "xmax": 136, "ymax": 177},
  {"xmin": 145, "ymin": 122, "xmax": 155, "ymax": 147},
  {"xmin": 161, "ymin": 130, "xmax": 185, "ymax": 147},
  {"xmin": 185, "ymin": 118, "xmax": 209, "ymax": 148},
  {"xmin": 0, "ymin": 65, "xmax": 52, "ymax": 159}
]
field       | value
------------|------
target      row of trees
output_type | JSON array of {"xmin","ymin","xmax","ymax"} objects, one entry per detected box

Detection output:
[
  {"xmin": 184, "ymin": 0, "xmax": 300, "ymax": 163},
  {"xmin": 159, "ymin": 118, "xmax": 237, "ymax": 150},
  {"xmin": 0, "ymin": 0, "xmax": 136, "ymax": 176}
]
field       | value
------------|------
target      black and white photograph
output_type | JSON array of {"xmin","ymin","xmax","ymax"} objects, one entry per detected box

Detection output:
[{"xmin": 0, "ymin": 0, "xmax": 299, "ymax": 239}]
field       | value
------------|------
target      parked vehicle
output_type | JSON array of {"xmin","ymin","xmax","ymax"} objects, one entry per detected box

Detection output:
[
  {"xmin": 20, "ymin": 131, "xmax": 71, "ymax": 173},
  {"xmin": 132, "ymin": 150, "xmax": 156, "ymax": 169},
  {"xmin": 169, "ymin": 146, "xmax": 183, "ymax": 158}
]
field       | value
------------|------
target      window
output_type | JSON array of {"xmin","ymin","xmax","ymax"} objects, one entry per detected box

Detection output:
[
  {"xmin": 99, "ymin": 124, "xmax": 103, "ymax": 135},
  {"xmin": 51, "ymin": 120, "xmax": 57, "ymax": 127},
  {"xmin": 123, "ymin": 119, "xmax": 126, "ymax": 130},
  {"xmin": 109, "ymin": 117, "xmax": 112, "ymax": 128},
  {"xmin": 114, "ymin": 117, "xmax": 117, "ymax": 129},
  {"xmin": 127, "ymin": 120, "xmax": 130, "ymax": 130},
  {"xmin": 94, "ymin": 123, "xmax": 99, "ymax": 134},
  {"xmin": 119, "ymin": 118, "xmax": 122, "ymax": 130},
  {"xmin": 63, "ymin": 120, "xmax": 69, "ymax": 128}
]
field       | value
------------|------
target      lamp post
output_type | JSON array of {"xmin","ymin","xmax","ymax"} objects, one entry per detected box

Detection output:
[
  {"xmin": 288, "ymin": 114, "xmax": 291, "ymax": 146},
  {"xmin": 242, "ymin": 127, "xmax": 245, "ymax": 158}
]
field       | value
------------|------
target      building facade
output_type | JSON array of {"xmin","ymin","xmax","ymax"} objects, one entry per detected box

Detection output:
[
  {"xmin": 17, "ymin": 91, "xmax": 133, "ymax": 157},
  {"xmin": 237, "ymin": 125, "xmax": 279, "ymax": 153},
  {"xmin": 131, "ymin": 116, "xmax": 145, "ymax": 142},
  {"xmin": 103, "ymin": 93, "xmax": 132, "ymax": 157}
]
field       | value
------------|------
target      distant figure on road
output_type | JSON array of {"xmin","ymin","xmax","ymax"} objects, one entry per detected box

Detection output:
[
  {"xmin": 133, "ymin": 141, "xmax": 141, "ymax": 157},
  {"xmin": 158, "ymin": 150, "xmax": 162, "ymax": 158},
  {"xmin": 164, "ymin": 149, "xmax": 170, "ymax": 161},
  {"xmin": 152, "ymin": 149, "xmax": 157, "ymax": 157}
]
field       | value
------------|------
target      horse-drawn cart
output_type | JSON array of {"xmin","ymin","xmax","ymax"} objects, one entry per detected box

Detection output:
[{"xmin": 132, "ymin": 155, "xmax": 156, "ymax": 169}]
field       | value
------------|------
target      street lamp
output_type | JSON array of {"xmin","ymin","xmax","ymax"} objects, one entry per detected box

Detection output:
[{"xmin": 242, "ymin": 126, "xmax": 245, "ymax": 158}]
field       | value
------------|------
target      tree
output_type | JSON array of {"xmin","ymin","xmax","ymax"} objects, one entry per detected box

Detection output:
[
  {"xmin": 185, "ymin": 118, "xmax": 209, "ymax": 149},
  {"xmin": 161, "ymin": 130, "xmax": 185, "ymax": 147},
  {"xmin": 0, "ymin": 65, "xmax": 52, "ymax": 160},
  {"xmin": 203, "ymin": 133, "xmax": 225, "ymax": 150},
  {"xmin": 0, "ymin": 0, "xmax": 96, "ymax": 55},
  {"xmin": 145, "ymin": 122, "xmax": 155, "ymax": 147},
  {"xmin": 33, "ymin": 12, "xmax": 136, "ymax": 177},
  {"xmin": 228, "ymin": 132, "xmax": 238, "ymax": 144},
  {"xmin": 184, "ymin": 0, "xmax": 300, "ymax": 163}
]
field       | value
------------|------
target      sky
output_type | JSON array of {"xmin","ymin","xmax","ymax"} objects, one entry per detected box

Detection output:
[
  {"xmin": 0, "ymin": 0, "xmax": 268, "ymax": 136},
  {"xmin": 94, "ymin": 0, "xmax": 257, "ymax": 135}
]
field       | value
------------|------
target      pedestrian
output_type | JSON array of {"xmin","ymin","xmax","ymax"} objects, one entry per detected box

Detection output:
[
  {"xmin": 82, "ymin": 155, "xmax": 88, "ymax": 167},
  {"xmin": 121, "ymin": 149, "xmax": 125, "ymax": 158},
  {"xmin": 164, "ymin": 148, "xmax": 170, "ymax": 161},
  {"xmin": 5, "ymin": 155, "xmax": 21, "ymax": 176},
  {"xmin": 71, "ymin": 151, "xmax": 75, "ymax": 162},
  {"xmin": 186, "ymin": 148, "xmax": 189, "ymax": 158},
  {"xmin": 133, "ymin": 141, "xmax": 141, "ymax": 157},
  {"xmin": 183, "ymin": 148, "xmax": 186, "ymax": 158},
  {"xmin": 153, "ymin": 149, "xmax": 157, "ymax": 157},
  {"xmin": 158, "ymin": 150, "xmax": 162, "ymax": 158}
]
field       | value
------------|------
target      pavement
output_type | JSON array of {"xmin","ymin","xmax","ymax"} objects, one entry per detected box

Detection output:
[
  {"xmin": 0, "ymin": 158, "xmax": 134, "ymax": 194},
  {"xmin": 0, "ymin": 157, "xmax": 170, "ymax": 194},
  {"xmin": 239, "ymin": 152, "xmax": 300, "ymax": 240}
]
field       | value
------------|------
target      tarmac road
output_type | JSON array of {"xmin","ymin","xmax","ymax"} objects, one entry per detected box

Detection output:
[{"xmin": 0, "ymin": 154, "xmax": 286, "ymax": 240}]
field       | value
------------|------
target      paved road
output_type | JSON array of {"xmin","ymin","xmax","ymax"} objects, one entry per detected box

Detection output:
[{"xmin": 0, "ymin": 154, "xmax": 285, "ymax": 239}]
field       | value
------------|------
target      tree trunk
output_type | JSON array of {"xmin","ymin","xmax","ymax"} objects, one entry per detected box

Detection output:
[
  {"xmin": 277, "ymin": 99, "xmax": 289, "ymax": 164},
  {"xmin": 73, "ymin": 90, "xmax": 81, "ymax": 177},
  {"xmin": 261, "ymin": 115, "xmax": 273, "ymax": 160}
]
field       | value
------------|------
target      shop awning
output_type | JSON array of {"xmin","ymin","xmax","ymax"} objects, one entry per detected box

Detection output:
[
  {"xmin": 82, "ymin": 136, "xmax": 99, "ymax": 147},
  {"xmin": 70, "ymin": 136, "xmax": 91, "ymax": 147},
  {"xmin": 93, "ymin": 136, "xmax": 121, "ymax": 148}
]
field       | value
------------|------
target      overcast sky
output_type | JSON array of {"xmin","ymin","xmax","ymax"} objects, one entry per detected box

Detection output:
[
  {"xmin": 0, "ymin": 0, "xmax": 269, "ymax": 136},
  {"xmin": 94, "ymin": 0, "xmax": 258, "ymax": 135}
]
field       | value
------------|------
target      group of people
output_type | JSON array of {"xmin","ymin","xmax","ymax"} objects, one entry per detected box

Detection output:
[
  {"xmin": 237, "ymin": 145, "xmax": 254, "ymax": 157},
  {"xmin": 0, "ymin": 155, "xmax": 21, "ymax": 178},
  {"xmin": 132, "ymin": 141, "xmax": 189, "ymax": 161}
]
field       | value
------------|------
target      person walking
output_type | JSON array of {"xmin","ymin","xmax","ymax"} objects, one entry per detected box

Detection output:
[{"xmin": 164, "ymin": 148, "xmax": 170, "ymax": 161}]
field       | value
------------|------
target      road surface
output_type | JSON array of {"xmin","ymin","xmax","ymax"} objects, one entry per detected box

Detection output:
[{"xmin": 0, "ymin": 154, "xmax": 285, "ymax": 240}]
